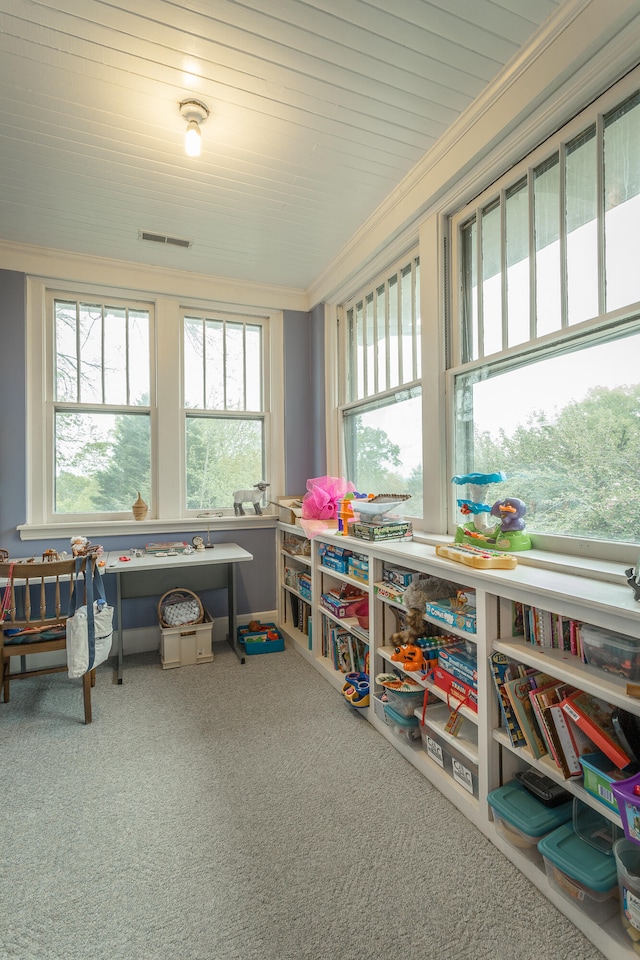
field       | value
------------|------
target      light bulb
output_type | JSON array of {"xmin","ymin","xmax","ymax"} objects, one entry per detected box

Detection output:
[{"xmin": 185, "ymin": 120, "xmax": 201, "ymax": 157}]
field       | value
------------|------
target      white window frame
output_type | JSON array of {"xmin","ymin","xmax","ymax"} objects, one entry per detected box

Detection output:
[
  {"xmin": 447, "ymin": 66, "xmax": 640, "ymax": 563},
  {"xmin": 23, "ymin": 277, "xmax": 284, "ymax": 538},
  {"xmin": 337, "ymin": 249, "xmax": 423, "ymax": 520}
]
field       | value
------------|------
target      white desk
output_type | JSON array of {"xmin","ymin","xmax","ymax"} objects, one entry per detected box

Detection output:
[{"xmin": 104, "ymin": 543, "xmax": 253, "ymax": 680}]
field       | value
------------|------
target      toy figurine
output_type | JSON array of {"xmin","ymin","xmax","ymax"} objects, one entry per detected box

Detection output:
[
  {"xmin": 451, "ymin": 472, "xmax": 531, "ymax": 552},
  {"xmin": 232, "ymin": 481, "xmax": 270, "ymax": 516}
]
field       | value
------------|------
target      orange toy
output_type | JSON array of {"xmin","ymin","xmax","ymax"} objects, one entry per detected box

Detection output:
[{"xmin": 391, "ymin": 642, "xmax": 426, "ymax": 672}]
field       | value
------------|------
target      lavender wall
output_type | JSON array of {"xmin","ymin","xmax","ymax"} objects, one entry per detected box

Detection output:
[
  {"xmin": 0, "ymin": 271, "xmax": 320, "ymax": 627},
  {"xmin": 0, "ymin": 270, "xmax": 27, "ymax": 549}
]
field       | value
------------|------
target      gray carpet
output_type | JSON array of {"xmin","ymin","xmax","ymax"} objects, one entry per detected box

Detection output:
[{"xmin": 1, "ymin": 643, "xmax": 606, "ymax": 960}]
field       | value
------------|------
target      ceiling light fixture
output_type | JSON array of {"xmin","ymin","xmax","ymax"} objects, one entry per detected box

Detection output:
[{"xmin": 179, "ymin": 99, "xmax": 209, "ymax": 157}]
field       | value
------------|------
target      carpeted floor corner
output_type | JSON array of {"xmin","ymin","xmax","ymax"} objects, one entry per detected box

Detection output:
[{"xmin": 1, "ymin": 643, "xmax": 606, "ymax": 960}]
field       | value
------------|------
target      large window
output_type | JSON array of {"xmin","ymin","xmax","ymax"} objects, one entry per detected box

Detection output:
[
  {"xmin": 183, "ymin": 312, "xmax": 267, "ymax": 511},
  {"xmin": 53, "ymin": 297, "xmax": 152, "ymax": 515},
  {"xmin": 340, "ymin": 253, "xmax": 423, "ymax": 517},
  {"xmin": 451, "ymin": 71, "xmax": 640, "ymax": 550},
  {"xmin": 30, "ymin": 288, "xmax": 276, "ymax": 526}
]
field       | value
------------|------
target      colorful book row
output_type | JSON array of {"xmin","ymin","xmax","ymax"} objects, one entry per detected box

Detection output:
[{"xmin": 489, "ymin": 652, "xmax": 632, "ymax": 778}]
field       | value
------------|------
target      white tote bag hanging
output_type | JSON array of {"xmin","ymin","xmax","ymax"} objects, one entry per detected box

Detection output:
[{"xmin": 66, "ymin": 558, "xmax": 114, "ymax": 679}]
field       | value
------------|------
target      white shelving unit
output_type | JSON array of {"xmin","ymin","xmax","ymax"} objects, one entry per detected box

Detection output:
[{"xmin": 276, "ymin": 523, "xmax": 640, "ymax": 960}]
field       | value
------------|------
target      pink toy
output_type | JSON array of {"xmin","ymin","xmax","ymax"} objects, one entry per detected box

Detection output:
[{"xmin": 301, "ymin": 476, "xmax": 356, "ymax": 520}]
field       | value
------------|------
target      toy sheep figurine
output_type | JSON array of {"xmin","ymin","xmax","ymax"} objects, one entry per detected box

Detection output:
[{"xmin": 233, "ymin": 482, "xmax": 270, "ymax": 516}]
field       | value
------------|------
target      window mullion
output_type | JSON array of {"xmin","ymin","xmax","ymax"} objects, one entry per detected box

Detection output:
[
  {"xmin": 476, "ymin": 206, "xmax": 484, "ymax": 360},
  {"xmin": 528, "ymin": 169, "xmax": 537, "ymax": 340},
  {"xmin": 559, "ymin": 142, "xmax": 568, "ymax": 329},
  {"xmin": 500, "ymin": 189, "xmax": 508, "ymax": 351},
  {"xmin": 396, "ymin": 268, "xmax": 403, "ymax": 384},
  {"xmin": 596, "ymin": 111, "xmax": 606, "ymax": 315}
]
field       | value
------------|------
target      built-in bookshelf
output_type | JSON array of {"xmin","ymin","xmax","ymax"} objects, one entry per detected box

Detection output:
[{"xmin": 276, "ymin": 522, "xmax": 640, "ymax": 960}]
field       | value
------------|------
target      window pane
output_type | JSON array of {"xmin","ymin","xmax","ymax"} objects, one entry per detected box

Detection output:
[
  {"xmin": 534, "ymin": 155, "xmax": 561, "ymax": 337},
  {"xmin": 55, "ymin": 411, "xmax": 150, "ymax": 513},
  {"xmin": 461, "ymin": 220, "xmax": 478, "ymax": 362},
  {"xmin": 78, "ymin": 303, "xmax": 104, "ymax": 404},
  {"xmin": 453, "ymin": 325, "xmax": 640, "ymax": 543},
  {"xmin": 375, "ymin": 285, "xmax": 387, "ymax": 392},
  {"xmin": 481, "ymin": 202, "xmax": 502, "ymax": 356},
  {"xmin": 55, "ymin": 300, "xmax": 78, "ymax": 401},
  {"xmin": 505, "ymin": 179, "xmax": 530, "ymax": 347},
  {"xmin": 400, "ymin": 263, "xmax": 414, "ymax": 381},
  {"xmin": 346, "ymin": 307, "xmax": 356, "ymax": 401},
  {"xmin": 128, "ymin": 310, "xmax": 150, "ymax": 406},
  {"xmin": 604, "ymin": 93, "xmax": 640, "ymax": 311},
  {"xmin": 103, "ymin": 307, "xmax": 127, "ymax": 405},
  {"xmin": 355, "ymin": 300, "xmax": 365, "ymax": 399},
  {"xmin": 343, "ymin": 390, "xmax": 423, "ymax": 517},
  {"xmin": 365, "ymin": 293, "xmax": 375, "ymax": 396},
  {"xmin": 388, "ymin": 276, "xmax": 399, "ymax": 389},
  {"xmin": 224, "ymin": 322, "xmax": 244, "ymax": 411},
  {"xmin": 185, "ymin": 416, "xmax": 264, "ymax": 510},
  {"xmin": 184, "ymin": 316, "xmax": 204, "ymax": 408},
  {"xmin": 566, "ymin": 127, "xmax": 598, "ymax": 325},
  {"xmin": 205, "ymin": 320, "xmax": 224, "ymax": 409},
  {"xmin": 245, "ymin": 324, "xmax": 263, "ymax": 411}
]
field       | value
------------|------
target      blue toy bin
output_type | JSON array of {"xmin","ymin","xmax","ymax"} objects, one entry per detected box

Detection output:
[{"xmin": 611, "ymin": 771, "xmax": 640, "ymax": 845}]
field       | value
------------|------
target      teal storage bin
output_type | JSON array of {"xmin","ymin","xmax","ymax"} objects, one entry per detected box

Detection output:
[
  {"xmin": 488, "ymin": 780, "xmax": 573, "ymax": 860},
  {"xmin": 538, "ymin": 823, "xmax": 619, "ymax": 922},
  {"xmin": 237, "ymin": 622, "xmax": 285, "ymax": 655},
  {"xmin": 383, "ymin": 702, "xmax": 421, "ymax": 743}
]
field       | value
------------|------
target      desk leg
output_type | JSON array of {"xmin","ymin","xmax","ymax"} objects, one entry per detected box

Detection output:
[
  {"xmin": 115, "ymin": 571, "xmax": 124, "ymax": 684},
  {"xmin": 227, "ymin": 562, "xmax": 245, "ymax": 664}
]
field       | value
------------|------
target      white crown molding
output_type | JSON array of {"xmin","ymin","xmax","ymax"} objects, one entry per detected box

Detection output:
[
  {"xmin": 0, "ymin": 239, "xmax": 310, "ymax": 313},
  {"xmin": 308, "ymin": 0, "xmax": 640, "ymax": 307}
]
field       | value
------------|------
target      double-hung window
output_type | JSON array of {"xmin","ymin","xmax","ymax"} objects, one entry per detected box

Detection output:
[
  {"xmin": 183, "ymin": 311, "xmax": 267, "ymax": 511},
  {"xmin": 27, "ymin": 286, "xmax": 275, "ymax": 529},
  {"xmin": 449, "ymin": 68, "xmax": 640, "ymax": 554},
  {"xmin": 52, "ymin": 295, "xmax": 152, "ymax": 516},
  {"xmin": 339, "ymin": 252, "xmax": 423, "ymax": 517}
]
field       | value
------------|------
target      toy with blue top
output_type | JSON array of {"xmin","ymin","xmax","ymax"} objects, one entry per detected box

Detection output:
[{"xmin": 452, "ymin": 471, "xmax": 531, "ymax": 552}]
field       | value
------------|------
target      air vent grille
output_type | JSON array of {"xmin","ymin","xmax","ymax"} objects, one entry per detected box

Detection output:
[{"xmin": 139, "ymin": 231, "xmax": 192, "ymax": 248}]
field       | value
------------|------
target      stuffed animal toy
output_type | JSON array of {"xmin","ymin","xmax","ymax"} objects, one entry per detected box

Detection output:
[{"xmin": 389, "ymin": 575, "xmax": 459, "ymax": 651}]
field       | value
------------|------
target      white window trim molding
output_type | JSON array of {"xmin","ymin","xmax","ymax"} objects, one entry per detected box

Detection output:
[{"xmin": 23, "ymin": 276, "xmax": 285, "ymax": 536}]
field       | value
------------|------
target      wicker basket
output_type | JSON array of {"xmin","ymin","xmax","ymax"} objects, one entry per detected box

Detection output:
[{"xmin": 158, "ymin": 588, "xmax": 204, "ymax": 628}]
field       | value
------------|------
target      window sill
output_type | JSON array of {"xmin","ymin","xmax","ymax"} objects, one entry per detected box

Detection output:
[
  {"xmin": 413, "ymin": 532, "xmax": 633, "ymax": 588},
  {"xmin": 17, "ymin": 514, "xmax": 279, "ymax": 542}
]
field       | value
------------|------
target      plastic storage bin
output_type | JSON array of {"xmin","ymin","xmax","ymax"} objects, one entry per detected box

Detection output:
[
  {"xmin": 537, "ymin": 823, "xmax": 620, "ymax": 922},
  {"xmin": 382, "ymin": 702, "xmax": 421, "ymax": 743},
  {"xmin": 420, "ymin": 715, "xmax": 479, "ymax": 797},
  {"xmin": 613, "ymin": 838, "xmax": 640, "ymax": 949},
  {"xmin": 580, "ymin": 624, "xmax": 640, "ymax": 681},
  {"xmin": 160, "ymin": 610, "xmax": 213, "ymax": 668},
  {"xmin": 487, "ymin": 780, "xmax": 573, "ymax": 862},
  {"xmin": 580, "ymin": 751, "xmax": 629, "ymax": 813},
  {"xmin": 384, "ymin": 686, "xmax": 425, "ymax": 718}
]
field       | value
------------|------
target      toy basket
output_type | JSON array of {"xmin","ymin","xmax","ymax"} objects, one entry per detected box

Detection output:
[{"xmin": 158, "ymin": 588, "xmax": 204, "ymax": 628}]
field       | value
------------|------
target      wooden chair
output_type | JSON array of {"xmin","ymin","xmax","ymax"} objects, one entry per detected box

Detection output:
[{"xmin": 0, "ymin": 557, "xmax": 98, "ymax": 723}]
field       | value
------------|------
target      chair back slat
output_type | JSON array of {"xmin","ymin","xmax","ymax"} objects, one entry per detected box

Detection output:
[{"xmin": 0, "ymin": 558, "xmax": 90, "ymax": 628}]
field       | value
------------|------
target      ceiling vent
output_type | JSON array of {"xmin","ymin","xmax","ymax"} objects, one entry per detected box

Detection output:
[{"xmin": 139, "ymin": 231, "xmax": 192, "ymax": 249}]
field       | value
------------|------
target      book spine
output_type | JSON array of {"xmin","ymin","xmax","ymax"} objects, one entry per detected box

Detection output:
[
  {"xmin": 488, "ymin": 654, "xmax": 527, "ymax": 748},
  {"xmin": 547, "ymin": 704, "xmax": 583, "ymax": 777}
]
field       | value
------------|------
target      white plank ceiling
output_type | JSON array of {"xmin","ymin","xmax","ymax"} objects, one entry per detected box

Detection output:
[{"xmin": 0, "ymin": 0, "xmax": 565, "ymax": 291}]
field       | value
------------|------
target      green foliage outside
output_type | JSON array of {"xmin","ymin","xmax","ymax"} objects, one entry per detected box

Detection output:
[
  {"xmin": 471, "ymin": 384, "xmax": 640, "ymax": 542},
  {"xmin": 55, "ymin": 413, "xmax": 264, "ymax": 514}
]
